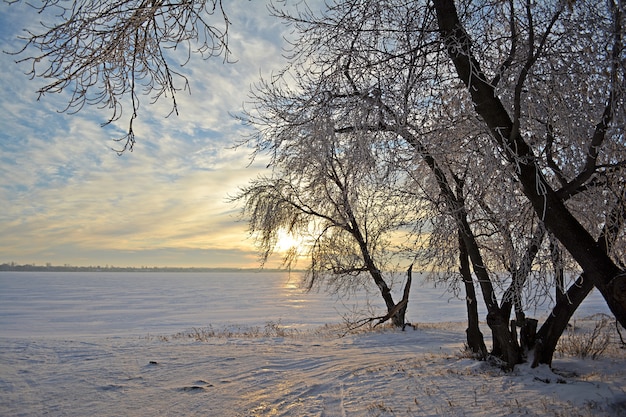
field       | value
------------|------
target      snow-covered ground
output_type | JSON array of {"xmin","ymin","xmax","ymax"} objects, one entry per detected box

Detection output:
[{"xmin": 1, "ymin": 272, "xmax": 625, "ymax": 416}]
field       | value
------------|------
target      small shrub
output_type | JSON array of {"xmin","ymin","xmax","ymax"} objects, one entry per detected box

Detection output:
[
  {"xmin": 263, "ymin": 320, "xmax": 297, "ymax": 337},
  {"xmin": 557, "ymin": 315, "xmax": 612, "ymax": 360}
]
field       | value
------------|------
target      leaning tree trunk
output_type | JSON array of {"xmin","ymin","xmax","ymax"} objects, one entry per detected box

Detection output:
[
  {"xmin": 366, "ymin": 258, "xmax": 405, "ymax": 327},
  {"xmin": 459, "ymin": 234, "xmax": 487, "ymax": 358},
  {"xmin": 433, "ymin": 0, "xmax": 626, "ymax": 329},
  {"xmin": 532, "ymin": 274, "xmax": 593, "ymax": 367},
  {"xmin": 347, "ymin": 213, "xmax": 406, "ymax": 327},
  {"xmin": 532, "ymin": 201, "xmax": 625, "ymax": 366}
]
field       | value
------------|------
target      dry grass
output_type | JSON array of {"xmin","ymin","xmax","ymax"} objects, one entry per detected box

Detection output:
[
  {"xmin": 556, "ymin": 314, "xmax": 624, "ymax": 360},
  {"xmin": 154, "ymin": 320, "xmax": 301, "ymax": 342}
]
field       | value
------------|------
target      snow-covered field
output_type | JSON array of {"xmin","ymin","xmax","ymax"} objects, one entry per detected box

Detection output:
[{"xmin": 1, "ymin": 271, "xmax": 625, "ymax": 416}]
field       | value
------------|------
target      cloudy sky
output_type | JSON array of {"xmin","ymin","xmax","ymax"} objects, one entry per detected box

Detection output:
[{"xmin": 0, "ymin": 1, "xmax": 319, "ymax": 268}]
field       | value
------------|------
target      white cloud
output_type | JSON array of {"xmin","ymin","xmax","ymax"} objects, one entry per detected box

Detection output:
[{"xmin": 0, "ymin": 0, "xmax": 317, "ymax": 267}]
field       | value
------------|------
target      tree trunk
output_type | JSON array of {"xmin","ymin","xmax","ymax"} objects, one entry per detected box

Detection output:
[
  {"xmin": 532, "ymin": 201, "xmax": 624, "ymax": 366},
  {"xmin": 532, "ymin": 274, "xmax": 593, "ymax": 367},
  {"xmin": 497, "ymin": 224, "xmax": 545, "ymax": 356},
  {"xmin": 396, "ymin": 265, "xmax": 413, "ymax": 327},
  {"xmin": 370, "ymin": 269, "xmax": 412, "ymax": 328},
  {"xmin": 346, "ymin": 209, "xmax": 404, "ymax": 326},
  {"xmin": 458, "ymin": 234, "xmax": 487, "ymax": 358},
  {"xmin": 370, "ymin": 266, "xmax": 404, "ymax": 327},
  {"xmin": 458, "ymin": 210, "xmax": 521, "ymax": 369},
  {"xmin": 550, "ymin": 236, "xmax": 566, "ymax": 300},
  {"xmin": 500, "ymin": 224, "xmax": 545, "ymax": 320},
  {"xmin": 433, "ymin": 0, "xmax": 626, "ymax": 328}
]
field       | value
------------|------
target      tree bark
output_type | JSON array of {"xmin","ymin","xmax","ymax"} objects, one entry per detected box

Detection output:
[
  {"xmin": 433, "ymin": 0, "xmax": 626, "ymax": 328},
  {"xmin": 459, "ymin": 234, "xmax": 488, "ymax": 358},
  {"xmin": 532, "ymin": 274, "xmax": 593, "ymax": 367},
  {"xmin": 397, "ymin": 264, "xmax": 413, "ymax": 327},
  {"xmin": 532, "ymin": 200, "xmax": 625, "ymax": 366}
]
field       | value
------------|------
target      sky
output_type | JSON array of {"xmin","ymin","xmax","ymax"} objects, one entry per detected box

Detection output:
[{"xmin": 0, "ymin": 1, "xmax": 320, "ymax": 268}]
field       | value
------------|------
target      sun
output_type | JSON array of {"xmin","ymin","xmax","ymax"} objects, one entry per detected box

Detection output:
[{"xmin": 274, "ymin": 229, "xmax": 305, "ymax": 253}]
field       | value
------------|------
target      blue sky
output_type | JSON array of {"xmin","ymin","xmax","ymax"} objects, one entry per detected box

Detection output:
[{"xmin": 0, "ymin": 1, "xmax": 318, "ymax": 268}]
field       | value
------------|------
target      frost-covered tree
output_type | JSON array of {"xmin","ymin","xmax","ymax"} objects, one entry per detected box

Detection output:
[
  {"xmin": 8, "ymin": 0, "xmax": 231, "ymax": 152},
  {"xmin": 432, "ymin": 0, "xmax": 626, "ymax": 329},
  {"xmin": 261, "ymin": 0, "xmax": 625, "ymax": 368},
  {"xmin": 234, "ymin": 83, "xmax": 421, "ymax": 326}
]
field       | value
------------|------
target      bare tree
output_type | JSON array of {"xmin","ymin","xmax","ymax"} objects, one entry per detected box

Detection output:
[
  {"xmin": 433, "ymin": 0, "xmax": 626, "ymax": 326},
  {"xmin": 8, "ymin": 0, "xmax": 231, "ymax": 152},
  {"xmin": 234, "ymin": 88, "xmax": 421, "ymax": 326},
  {"xmin": 533, "ymin": 194, "xmax": 626, "ymax": 367},
  {"xmin": 236, "ymin": 5, "xmax": 522, "ymax": 366},
  {"xmin": 257, "ymin": 0, "xmax": 626, "ymax": 368}
]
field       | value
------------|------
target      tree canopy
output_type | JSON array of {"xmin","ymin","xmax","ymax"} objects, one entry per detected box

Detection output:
[
  {"xmin": 238, "ymin": 0, "xmax": 625, "ymax": 367},
  {"xmin": 9, "ymin": 0, "xmax": 231, "ymax": 152}
]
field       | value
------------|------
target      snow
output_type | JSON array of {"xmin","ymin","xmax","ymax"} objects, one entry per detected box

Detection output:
[{"xmin": 1, "ymin": 271, "xmax": 625, "ymax": 416}]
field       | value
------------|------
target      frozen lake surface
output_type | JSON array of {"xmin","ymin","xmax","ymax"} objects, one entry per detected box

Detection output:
[
  {"xmin": 1, "ymin": 271, "xmax": 623, "ymax": 417},
  {"xmin": 0, "ymin": 271, "xmax": 610, "ymax": 338}
]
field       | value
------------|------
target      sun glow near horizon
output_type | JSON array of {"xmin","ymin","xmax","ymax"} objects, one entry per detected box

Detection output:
[
  {"xmin": 274, "ymin": 229, "xmax": 309, "ymax": 254},
  {"xmin": 0, "ymin": 1, "xmax": 304, "ymax": 269}
]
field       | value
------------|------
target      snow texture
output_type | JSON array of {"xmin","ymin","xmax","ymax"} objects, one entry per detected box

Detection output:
[{"xmin": 1, "ymin": 271, "xmax": 624, "ymax": 416}]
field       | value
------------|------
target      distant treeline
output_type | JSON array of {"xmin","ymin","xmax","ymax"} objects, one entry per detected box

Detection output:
[{"xmin": 0, "ymin": 263, "xmax": 292, "ymax": 273}]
